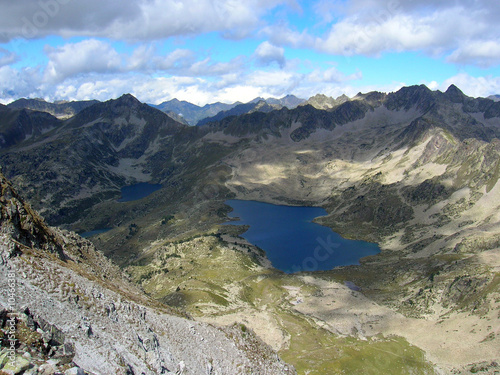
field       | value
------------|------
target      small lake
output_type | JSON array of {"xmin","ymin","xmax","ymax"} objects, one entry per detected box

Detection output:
[
  {"xmin": 117, "ymin": 182, "xmax": 162, "ymax": 202},
  {"xmin": 225, "ymin": 199, "xmax": 380, "ymax": 273},
  {"xmin": 80, "ymin": 183, "xmax": 162, "ymax": 238}
]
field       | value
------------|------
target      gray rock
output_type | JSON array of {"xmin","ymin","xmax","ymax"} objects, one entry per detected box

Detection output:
[{"xmin": 65, "ymin": 367, "xmax": 86, "ymax": 375}]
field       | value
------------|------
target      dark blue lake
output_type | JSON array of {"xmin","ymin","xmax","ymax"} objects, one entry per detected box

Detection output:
[
  {"xmin": 225, "ymin": 199, "xmax": 380, "ymax": 273},
  {"xmin": 80, "ymin": 183, "xmax": 162, "ymax": 238},
  {"xmin": 80, "ymin": 228, "xmax": 112, "ymax": 238},
  {"xmin": 117, "ymin": 182, "xmax": 162, "ymax": 202}
]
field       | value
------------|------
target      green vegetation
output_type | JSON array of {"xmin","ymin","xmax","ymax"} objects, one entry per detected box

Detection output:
[
  {"xmin": 125, "ymin": 232, "xmax": 437, "ymax": 374},
  {"xmin": 279, "ymin": 313, "xmax": 436, "ymax": 375}
]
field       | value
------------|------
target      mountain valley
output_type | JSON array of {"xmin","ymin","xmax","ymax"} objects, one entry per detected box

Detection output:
[{"xmin": 1, "ymin": 84, "xmax": 499, "ymax": 374}]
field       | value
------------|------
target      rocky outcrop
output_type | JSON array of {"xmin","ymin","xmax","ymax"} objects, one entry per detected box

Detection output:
[{"xmin": 0, "ymin": 170, "xmax": 64, "ymax": 261}]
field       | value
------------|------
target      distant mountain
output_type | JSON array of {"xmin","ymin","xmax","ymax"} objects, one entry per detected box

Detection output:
[
  {"xmin": 303, "ymin": 93, "xmax": 350, "ymax": 109},
  {"xmin": 150, "ymin": 99, "xmax": 237, "ymax": 125},
  {"xmin": 151, "ymin": 95, "xmax": 304, "ymax": 125},
  {"xmin": 488, "ymin": 94, "xmax": 500, "ymax": 102},
  {"xmin": 0, "ymin": 105, "xmax": 61, "ymax": 148},
  {"xmin": 266, "ymin": 94, "xmax": 305, "ymax": 108},
  {"xmin": 8, "ymin": 97, "xmax": 99, "ymax": 119},
  {"xmin": 197, "ymin": 99, "xmax": 280, "ymax": 126}
]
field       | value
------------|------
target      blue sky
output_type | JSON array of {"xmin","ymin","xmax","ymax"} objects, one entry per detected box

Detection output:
[{"xmin": 0, "ymin": 0, "xmax": 500, "ymax": 105}]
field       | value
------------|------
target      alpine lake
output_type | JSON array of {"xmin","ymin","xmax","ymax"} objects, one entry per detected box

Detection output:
[
  {"xmin": 81, "ymin": 185, "xmax": 380, "ymax": 273},
  {"xmin": 225, "ymin": 199, "xmax": 380, "ymax": 273}
]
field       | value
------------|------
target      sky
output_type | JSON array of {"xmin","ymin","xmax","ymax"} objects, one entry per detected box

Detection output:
[{"xmin": 0, "ymin": 0, "xmax": 500, "ymax": 105}]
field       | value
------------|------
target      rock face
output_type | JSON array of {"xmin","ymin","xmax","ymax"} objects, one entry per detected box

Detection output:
[
  {"xmin": 0, "ymin": 171, "xmax": 296, "ymax": 374},
  {"xmin": 0, "ymin": 170, "xmax": 64, "ymax": 260}
]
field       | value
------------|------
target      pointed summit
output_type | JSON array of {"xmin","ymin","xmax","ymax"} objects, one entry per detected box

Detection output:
[
  {"xmin": 304, "ymin": 94, "xmax": 337, "ymax": 110},
  {"xmin": 444, "ymin": 84, "xmax": 466, "ymax": 103},
  {"xmin": 115, "ymin": 93, "xmax": 142, "ymax": 107}
]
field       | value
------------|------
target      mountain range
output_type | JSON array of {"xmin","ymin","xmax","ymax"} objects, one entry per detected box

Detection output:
[
  {"xmin": 1, "ymin": 84, "xmax": 499, "ymax": 374},
  {"xmin": 7, "ymin": 98, "xmax": 99, "ymax": 119},
  {"xmin": 150, "ymin": 94, "xmax": 304, "ymax": 125}
]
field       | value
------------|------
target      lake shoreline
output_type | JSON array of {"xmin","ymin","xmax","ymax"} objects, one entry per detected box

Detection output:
[{"xmin": 224, "ymin": 199, "xmax": 381, "ymax": 273}]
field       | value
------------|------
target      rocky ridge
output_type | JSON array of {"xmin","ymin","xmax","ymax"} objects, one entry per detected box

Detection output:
[{"xmin": 7, "ymin": 98, "xmax": 99, "ymax": 120}]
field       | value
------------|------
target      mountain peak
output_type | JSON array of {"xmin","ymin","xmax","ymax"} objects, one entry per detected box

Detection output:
[
  {"xmin": 444, "ymin": 84, "xmax": 466, "ymax": 103},
  {"xmin": 115, "ymin": 93, "xmax": 142, "ymax": 106}
]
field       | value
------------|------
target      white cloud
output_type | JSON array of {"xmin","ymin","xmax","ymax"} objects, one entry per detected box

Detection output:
[
  {"xmin": 315, "ymin": 7, "xmax": 486, "ymax": 57},
  {"xmin": 254, "ymin": 41, "xmax": 286, "ymax": 68},
  {"xmin": 0, "ymin": 65, "xmax": 43, "ymax": 102},
  {"xmin": 126, "ymin": 44, "xmax": 157, "ymax": 71},
  {"xmin": 307, "ymin": 66, "xmax": 361, "ymax": 83},
  {"xmin": 263, "ymin": 1, "xmax": 500, "ymax": 68},
  {"xmin": 44, "ymin": 39, "xmax": 122, "ymax": 83},
  {"xmin": 427, "ymin": 81, "xmax": 439, "ymax": 90},
  {"xmin": 441, "ymin": 73, "xmax": 500, "ymax": 98},
  {"xmin": 0, "ymin": 48, "xmax": 17, "ymax": 67},
  {"xmin": 154, "ymin": 49, "xmax": 195, "ymax": 71},
  {"xmin": 187, "ymin": 56, "xmax": 245, "ymax": 77},
  {"xmin": 260, "ymin": 23, "xmax": 314, "ymax": 49},
  {"xmin": 447, "ymin": 40, "xmax": 500, "ymax": 68},
  {"xmin": 40, "ymin": 39, "xmax": 246, "ymax": 85},
  {"xmin": 0, "ymin": 0, "xmax": 289, "ymax": 42}
]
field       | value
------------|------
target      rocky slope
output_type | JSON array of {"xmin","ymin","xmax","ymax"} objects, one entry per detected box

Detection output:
[{"xmin": 0, "ymin": 170, "xmax": 295, "ymax": 374}]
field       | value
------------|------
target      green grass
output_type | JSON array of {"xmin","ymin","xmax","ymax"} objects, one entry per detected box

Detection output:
[
  {"xmin": 278, "ymin": 313, "xmax": 437, "ymax": 375},
  {"xmin": 125, "ymin": 232, "xmax": 438, "ymax": 374}
]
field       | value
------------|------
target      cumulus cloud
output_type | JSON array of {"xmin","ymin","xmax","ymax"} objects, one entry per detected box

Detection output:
[
  {"xmin": 441, "ymin": 73, "xmax": 500, "ymax": 98},
  {"xmin": 153, "ymin": 49, "xmax": 195, "ymax": 71},
  {"xmin": 44, "ymin": 39, "xmax": 122, "ymax": 82},
  {"xmin": 39, "ymin": 39, "xmax": 246, "ymax": 84},
  {"xmin": 260, "ymin": 23, "xmax": 314, "ymax": 49},
  {"xmin": 315, "ymin": 6, "xmax": 489, "ymax": 57},
  {"xmin": 307, "ymin": 66, "xmax": 362, "ymax": 83},
  {"xmin": 265, "ymin": 0, "xmax": 500, "ymax": 68},
  {"xmin": 447, "ymin": 40, "xmax": 500, "ymax": 68},
  {"xmin": 0, "ymin": 48, "xmax": 17, "ymax": 67},
  {"xmin": 0, "ymin": 65, "xmax": 43, "ymax": 102},
  {"xmin": 0, "ymin": 0, "xmax": 288, "ymax": 42},
  {"xmin": 254, "ymin": 41, "xmax": 286, "ymax": 68}
]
